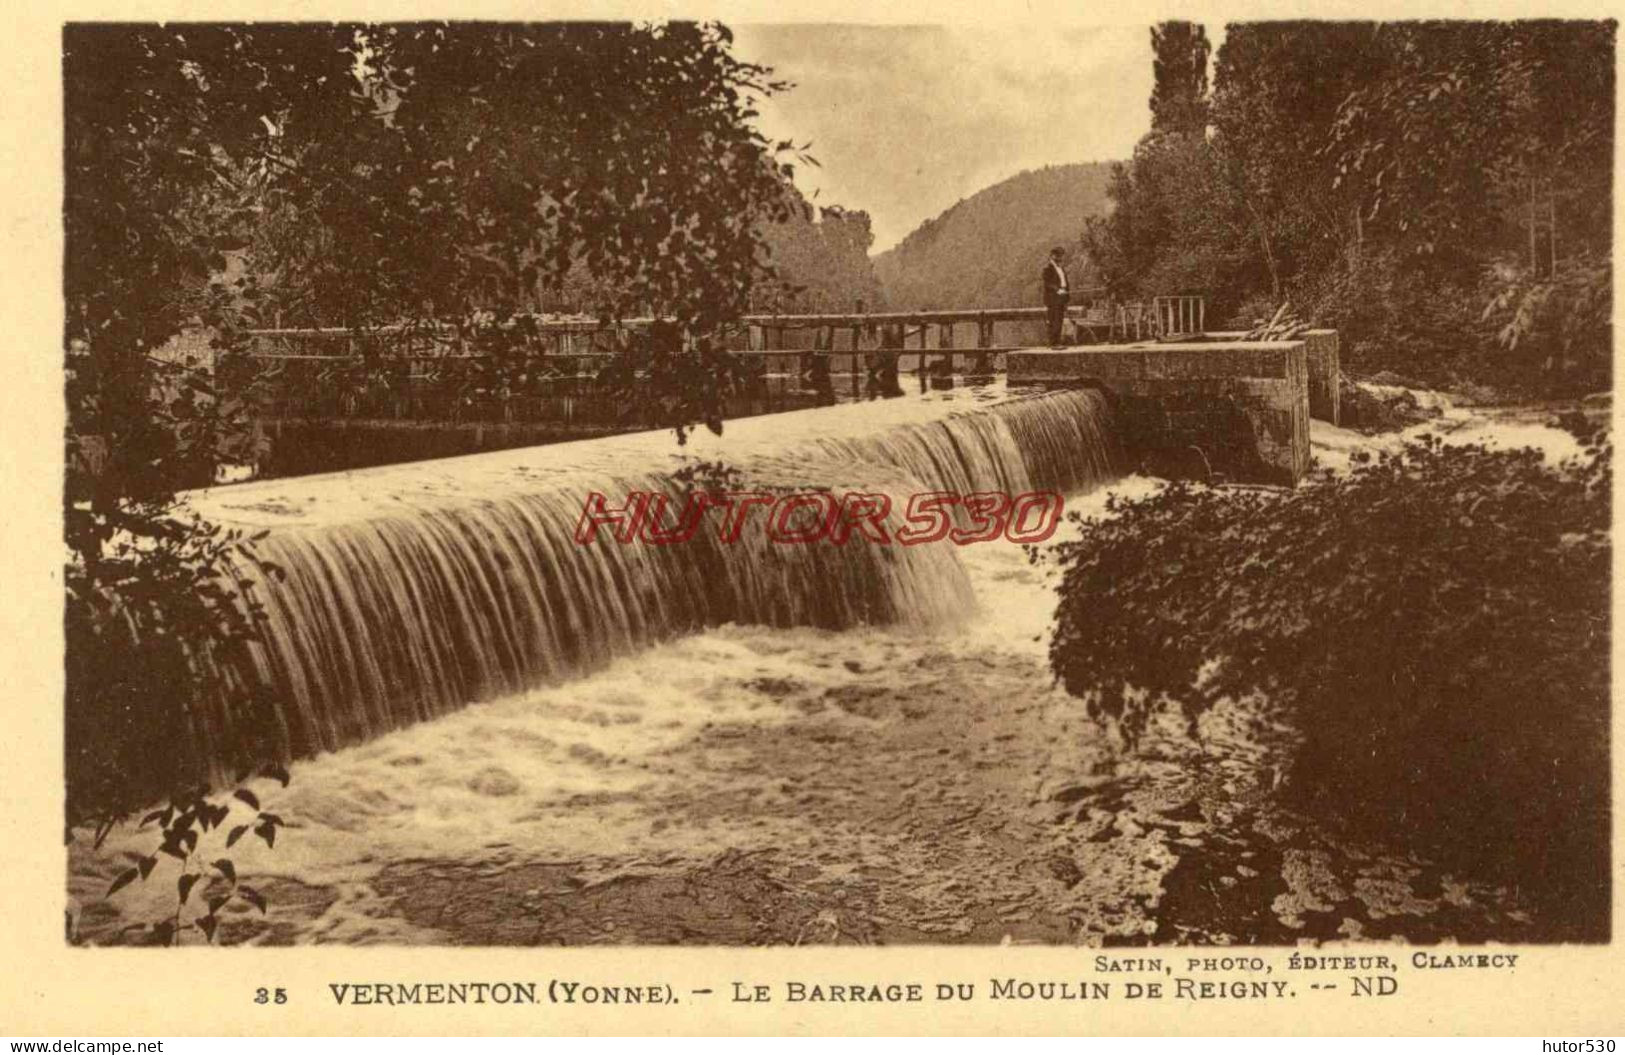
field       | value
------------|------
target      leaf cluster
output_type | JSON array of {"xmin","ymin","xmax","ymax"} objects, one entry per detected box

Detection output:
[
  {"xmin": 75, "ymin": 766, "xmax": 290, "ymax": 947},
  {"xmin": 1046, "ymin": 437, "xmax": 1610, "ymax": 933}
]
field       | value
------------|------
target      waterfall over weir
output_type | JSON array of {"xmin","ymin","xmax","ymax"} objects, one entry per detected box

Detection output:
[{"xmin": 185, "ymin": 385, "xmax": 1122, "ymax": 779}]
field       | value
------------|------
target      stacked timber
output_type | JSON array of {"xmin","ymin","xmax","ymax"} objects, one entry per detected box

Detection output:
[{"xmin": 1244, "ymin": 302, "xmax": 1313, "ymax": 341}]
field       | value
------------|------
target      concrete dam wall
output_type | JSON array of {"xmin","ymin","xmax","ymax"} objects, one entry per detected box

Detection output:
[{"xmin": 1008, "ymin": 330, "xmax": 1340, "ymax": 486}]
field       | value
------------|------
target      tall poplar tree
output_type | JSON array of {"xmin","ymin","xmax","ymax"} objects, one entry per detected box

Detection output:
[{"xmin": 1149, "ymin": 21, "xmax": 1211, "ymax": 134}]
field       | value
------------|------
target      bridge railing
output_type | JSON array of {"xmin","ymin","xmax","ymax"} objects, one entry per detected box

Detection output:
[
  {"xmin": 226, "ymin": 295, "xmax": 1206, "ymax": 423},
  {"xmin": 238, "ymin": 293, "xmax": 1203, "ymax": 356},
  {"xmin": 1153, "ymin": 295, "xmax": 1206, "ymax": 338}
]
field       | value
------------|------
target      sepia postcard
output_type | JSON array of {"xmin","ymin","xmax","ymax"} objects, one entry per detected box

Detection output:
[{"xmin": 2, "ymin": 0, "xmax": 1624, "ymax": 1038}]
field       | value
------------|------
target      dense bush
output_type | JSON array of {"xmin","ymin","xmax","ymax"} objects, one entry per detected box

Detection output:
[
  {"xmin": 1047, "ymin": 436, "xmax": 1610, "ymax": 938},
  {"xmin": 1480, "ymin": 251, "xmax": 1613, "ymax": 396},
  {"xmin": 1291, "ymin": 250, "xmax": 1485, "ymax": 388},
  {"xmin": 1290, "ymin": 248, "xmax": 1612, "ymax": 397},
  {"xmin": 65, "ymin": 515, "xmax": 284, "ymax": 823}
]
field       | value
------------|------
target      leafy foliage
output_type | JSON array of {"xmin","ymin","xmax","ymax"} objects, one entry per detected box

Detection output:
[
  {"xmin": 76, "ymin": 769, "xmax": 291, "ymax": 946},
  {"xmin": 233, "ymin": 22, "xmax": 807, "ymax": 331},
  {"xmin": 1084, "ymin": 19, "xmax": 1614, "ymax": 395},
  {"xmin": 64, "ymin": 515, "xmax": 286, "ymax": 820},
  {"xmin": 1046, "ymin": 437, "xmax": 1610, "ymax": 937},
  {"xmin": 593, "ymin": 321, "xmax": 763, "ymax": 444},
  {"xmin": 1326, "ymin": 22, "xmax": 1612, "ymax": 265},
  {"xmin": 1149, "ymin": 22, "xmax": 1211, "ymax": 134},
  {"xmin": 1084, "ymin": 131, "xmax": 1256, "ymax": 302},
  {"xmin": 755, "ymin": 191, "xmax": 885, "ymax": 314},
  {"xmin": 1479, "ymin": 250, "xmax": 1612, "ymax": 394}
]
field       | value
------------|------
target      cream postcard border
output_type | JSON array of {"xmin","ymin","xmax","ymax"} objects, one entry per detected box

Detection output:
[{"xmin": 3, "ymin": 0, "xmax": 1622, "ymax": 1036}]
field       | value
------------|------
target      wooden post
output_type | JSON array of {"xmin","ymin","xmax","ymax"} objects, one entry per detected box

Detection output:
[
  {"xmin": 939, "ymin": 319, "xmax": 954, "ymax": 376},
  {"xmin": 809, "ymin": 323, "xmax": 831, "ymax": 385},
  {"xmin": 877, "ymin": 321, "xmax": 901, "ymax": 380},
  {"xmin": 1549, "ymin": 190, "xmax": 1558, "ymax": 277},
  {"xmin": 1529, "ymin": 177, "xmax": 1538, "ymax": 273},
  {"xmin": 974, "ymin": 313, "xmax": 991, "ymax": 374}
]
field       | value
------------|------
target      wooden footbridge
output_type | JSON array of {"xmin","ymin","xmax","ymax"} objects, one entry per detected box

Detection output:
[
  {"xmin": 225, "ymin": 295, "xmax": 1207, "ymax": 426},
  {"xmin": 244, "ymin": 296, "xmax": 1206, "ymax": 360}
]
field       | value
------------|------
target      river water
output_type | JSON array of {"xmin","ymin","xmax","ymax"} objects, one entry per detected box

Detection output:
[{"xmin": 68, "ymin": 386, "xmax": 1587, "ymax": 946}]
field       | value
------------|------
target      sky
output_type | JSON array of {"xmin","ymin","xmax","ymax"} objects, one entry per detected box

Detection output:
[{"xmin": 728, "ymin": 23, "xmax": 1176, "ymax": 254}]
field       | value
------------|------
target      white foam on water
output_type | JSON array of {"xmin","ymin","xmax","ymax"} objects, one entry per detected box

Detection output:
[
  {"xmin": 73, "ymin": 477, "xmax": 1162, "ymax": 944},
  {"xmin": 77, "ymin": 387, "xmax": 1566, "ymax": 945}
]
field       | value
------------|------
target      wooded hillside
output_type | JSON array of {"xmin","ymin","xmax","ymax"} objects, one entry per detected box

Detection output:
[{"xmin": 873, "ymin": 163, "xmax": 1116, "ymax": 310}]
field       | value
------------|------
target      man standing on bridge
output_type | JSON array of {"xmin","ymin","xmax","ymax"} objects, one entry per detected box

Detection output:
[{"xmin": 1042, "ymin": 247, "xmax": 1070, "ymax": 347}]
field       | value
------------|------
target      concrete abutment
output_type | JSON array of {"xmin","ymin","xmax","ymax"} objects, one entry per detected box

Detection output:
[{"xmin": 1008, "ymin": 334, "xmax": 1337, "ymax": 486}]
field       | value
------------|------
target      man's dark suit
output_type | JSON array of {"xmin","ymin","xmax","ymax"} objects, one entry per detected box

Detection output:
[{"xmin": 1042, "ymin": 259, "xmax": 1070, "ymax": 345}]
